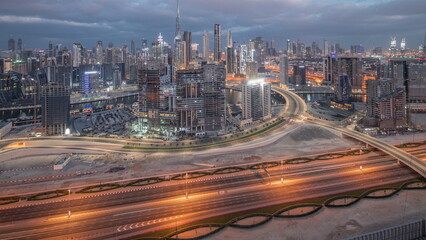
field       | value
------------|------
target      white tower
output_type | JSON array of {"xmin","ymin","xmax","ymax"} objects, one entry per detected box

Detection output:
[{"xmin": 401, "ymin": 38, "xmax": 406, "ymax": 50}]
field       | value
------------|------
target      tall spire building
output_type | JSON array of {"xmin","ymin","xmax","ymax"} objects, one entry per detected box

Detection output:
[
  {"xmin": 174, "ymin": 0, "xmax": 183, "ymax": 68},
  {"xmin": 175, "ymin": 0, "xmax": 181, "ymax": 40}
]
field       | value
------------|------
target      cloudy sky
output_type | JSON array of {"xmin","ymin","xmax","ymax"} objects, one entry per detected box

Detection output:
[{"xmin": 1, "ymin": 0, "xmax": 425, "ymax": 50}]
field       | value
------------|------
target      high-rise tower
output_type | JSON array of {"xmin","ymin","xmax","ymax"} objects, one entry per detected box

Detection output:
[
  {"xmin": 226, "ymin": 31, "xmax": 232, "ymax": 48},
  {"xmin": 203, "ymin": 31, "xmax": 209, "ymax": 61},
  {"xmin": 401, "ymin": 38, "xmax": 406, "ymax": 50},
  {"xmin": 96, "ymin": 40, "xmax": 103, "ymax": 64},
  {"xmin": 390, "ymin": 36, "xmax": 397, "ymax": 54},
  {"xmin": 175, "ymin": 0, "xmax": 181, "ymax": 41},
  {"xmin": 324, "ymin": 40, "xmax": 329, "ymax": 56},
  {"xmin": 214, "ymin": 24, "xmax": 222, "ymax": 62},
  {"xmin": 174, "ymin": 0, "xmax": 184, "ymax": 68},
  {"xmin": 8, "ymin": 39, "xmax": 15, "ymax": 51},
  {"xmin": 17, "ymin": 39, "xmax": 23, "ymax": 52}
]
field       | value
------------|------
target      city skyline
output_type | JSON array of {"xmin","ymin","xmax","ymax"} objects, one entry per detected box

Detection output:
[{"xmin": 1, "ymin": 0, "xmax": 425, "ymax": 50}]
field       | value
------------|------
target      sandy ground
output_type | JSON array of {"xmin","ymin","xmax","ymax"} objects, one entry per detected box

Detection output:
[
  {"xmin": 205, "ymin": 190, "xmax": 426, "ymax": 240},
  {"xmin": 1, "ymin": 125, "xmax": 425, "ymax": 196}
]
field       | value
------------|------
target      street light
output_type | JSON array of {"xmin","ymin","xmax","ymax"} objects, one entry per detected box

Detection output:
[
  {"xmin": 68, "ymin": 189, "xmax": 71, "ymax": 218},
  {"xmin": 185, "ymin": 172, "xmax": 188, "ymax": 199}
]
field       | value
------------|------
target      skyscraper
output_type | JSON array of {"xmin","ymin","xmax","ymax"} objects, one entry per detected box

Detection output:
[
  {"xmin": 390, "ymin": 36, "xmax": 397, "ymax": 55},
  {"xmin": 365, "ymin": 79, "xmax": 407, "ymax": 130},
  {"xmin": 286, "ymin": 39, "xmax": 292, "ymax": 56},
  {"xmin": 226, "ymin": 46, "xmax": 234, "ymax": 74},
  {"xmin": 112, "ymin": 64, "xmax": 122, "ymax": 89},
  {"xmin": 292, "ymin": 65, "xmax": 307, "ymax": 86},
  {"xmin": 96, "ymin": 41, "xmax": 103, "ymax": 64},
  {"xmin": 242, "ymin": 80, "xmax": 271, "ymax": 122},
  {"xmin": 175, "ymin": 0, "xmax": 181, "ymax": 41},
  {"xmin": 279, "ymin": 55, "xmax": 289, "ymax": 85},
  {"xmin": 225, "ymin": 31, "xmax": 233, "ymax": 74},
  {"xmin": 8, "ymin": 39, "xmax": 15, "ymax": 51},
  {"xmin": 41, "ymin": 84, "xmax": 71, "ymax": 136},
  {"xmin": 130, "ymin": 39, "xmax": 135, "ymax": 55},
  {"xmin": 183, "ymin": 31, "xmax": 192, "ymax": 66},
  {"xmin": 138, "ymin": 62, "xmax": 162, "ymax": 134},
  {"xmin": 202, "ymin": 30, "xmax": 209, "ymax": 61},
  {"xmin": 334, "ymin": 75, "xmax": 352, "ymax": 103},
  {"xmin": 324, "ymin": 40, "xmax": 329, "ymax": 56},
  {"xmin": 336, "ymin": 57, "xmax": 363, "ymax": 92},
  {"xmin": 17, "ymin": 38, "xmax": 23, "ymax": 52},
  {"xmin": 72, "ymin": 43, "xmax": 83, "ymax": 67},
  {"xmin": 152, "ymin": 33, "xmax": 164, "ymax": 62},
  {"xmin": 48, "ymin": 41, "xmax": 53, "ymax": 57},
  {"xmin": 226, "ymin": 31, "xmax": 232, "ymax": 48},
  {"xmin": 401, "ymin": 38, "xmax": 406, "ymax": 51},
  {"xmin": 173, "ymin": 0, "xmax": 183, "ymax": 68},
  {"xmin": 323, "ymin": 54, "xmax": 337, "ymax": 85},
  {"xmin": 202, "ymin": 64, "xmax": 226, "ymax": 131},
  {"xmin": 176, "ymin": 68, "xmax": 205, "ymax": 133},
  {"xmin": 239, "ymin": 45, "xmax": 248, "ymax": 75},
  {"xmin": 214, "ymin": 24, "xmax": 222, "ymax": 62}
]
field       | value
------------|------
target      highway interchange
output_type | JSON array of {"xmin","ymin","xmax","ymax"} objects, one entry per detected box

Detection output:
[{"xmin": 0, "ymin": 87, "xmax": 425, "ymax": 239}]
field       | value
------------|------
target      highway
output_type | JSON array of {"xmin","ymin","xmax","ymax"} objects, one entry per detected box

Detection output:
[
  {"xmin": 0, "ymin": 151, "xmax": 421, "ymax": 239},
  {"xmin": 273, "ymin": 87, "xmax": 426, "ymax": 178},
  {"xmin": 0, "ymin": 86, "xmax": 424, "ymax": 239}
]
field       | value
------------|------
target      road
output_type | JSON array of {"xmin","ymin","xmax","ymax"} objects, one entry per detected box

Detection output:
[
  {"xmin": 0, "ymin": 151, "xmax": 421, "ymax": 239},
  {"xmin": 0, "ymin": 87, "xmax": 424, "ymax": 239},
  {"xmin": 272, "ymin": 87, "xmax": 426, "ymax": 178},
  {"xmin": 273, "ymin": 86, "xmax": 426, "ymax": 178}
]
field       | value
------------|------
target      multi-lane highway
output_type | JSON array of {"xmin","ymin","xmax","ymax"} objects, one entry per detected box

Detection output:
[
  {"xmin": 274, "ymin": 87, "xmax": 426, "ymax": 178},
  {"xmin": 0, "ymin": 150, "xmax": 422, "ymax": 239},
  {"xmin": 0, "ymin": 86, "xmax": 424, "ymax": 239}
]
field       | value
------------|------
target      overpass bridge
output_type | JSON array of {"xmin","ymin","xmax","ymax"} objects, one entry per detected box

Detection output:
[
  {"xmin": 292, "ymin": 89, "xmax": 334, "ymax": 94},
  {"xmin": 273, "ymin": 86, "xmax": 426, "ymax": 178}
]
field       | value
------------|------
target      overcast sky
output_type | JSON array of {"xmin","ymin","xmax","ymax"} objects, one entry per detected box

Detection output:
[{"xmin": 1, "ymin": 0, "xmax": 425, "ymax": 51}]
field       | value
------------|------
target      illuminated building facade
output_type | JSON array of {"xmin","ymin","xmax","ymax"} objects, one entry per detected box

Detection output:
[{"xmin": 242, "ymin": 79, "xmax": 271, "ymax": 121}]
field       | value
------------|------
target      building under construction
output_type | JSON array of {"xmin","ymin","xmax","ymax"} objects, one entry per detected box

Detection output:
[{"xmin": 41, "ymin": 84, "xmax": 70, "ymax": 136}]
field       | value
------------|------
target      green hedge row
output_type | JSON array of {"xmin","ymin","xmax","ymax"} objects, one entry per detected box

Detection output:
[
  {"xmin": 137, "ymin": 179, "xmax": 425, "ymax": 240},
  {"xmin": 325, "ymin": 180, "xmax": 426, "ymax": 208},
  {"xmin": 126, "ymin": 177, "xmax": 165, "ymax": 187},
  {"xmin": 395, "ymin": 141, "xmax": 426, "ymax": 149},
  {"xmin": 77, "ymin": 183, "xmax": 122, "ymax": 193},
  {"xmin": 27, "ymin": 190, "xmax": 69, "ymax": 201},
  {"xmin": 0, "ymin": 196, "xmax": 21, "ymax": 205}
]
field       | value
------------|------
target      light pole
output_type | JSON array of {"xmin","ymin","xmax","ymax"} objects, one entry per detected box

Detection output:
[
  {"xmin": 185, "ymin": 172, "xmax": 188, "ymax": 199},
  {"xmin": 68, "ymin": 189, "xmax": 71, "ymax": 218}
]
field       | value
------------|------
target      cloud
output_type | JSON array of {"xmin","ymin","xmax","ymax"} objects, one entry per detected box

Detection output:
[
  {"xmin": 0, "ymin": 0, "xmax": 425, "ymax": 50},
  {"xmin": 0, "ymin": 15, "xmax": 110, "ymax": 28}
]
